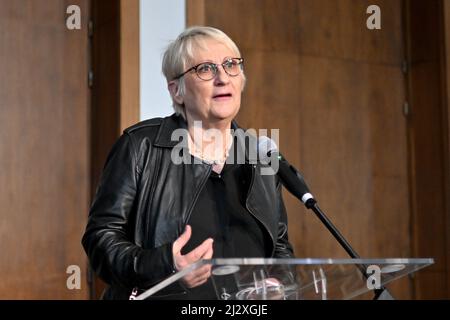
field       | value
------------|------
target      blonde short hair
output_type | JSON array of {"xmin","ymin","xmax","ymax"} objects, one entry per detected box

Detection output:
[{"xmin": 162, "ymin": 26, "xmax": 245, "ymax": 119}]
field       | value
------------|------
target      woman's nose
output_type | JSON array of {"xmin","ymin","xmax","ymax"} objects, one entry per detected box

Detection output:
[{"xmin": 213, "ymin": 66, "xmax": 230, "ymax": 85}]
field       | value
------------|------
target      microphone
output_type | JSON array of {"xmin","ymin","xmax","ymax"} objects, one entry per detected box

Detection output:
[{"xmin": 257, "ymin": 136, "xmax": 315, "ymax": 208}]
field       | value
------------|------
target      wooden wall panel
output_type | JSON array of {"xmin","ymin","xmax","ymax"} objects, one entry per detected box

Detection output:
[
  {"xmin": 443, "ymin": 0, "xmax": 450, "ymax": 299},
  {"xmin": 295, "ymin": 56, "xmax": 411, "ymax": 297},
  {"xmin": 297, "ymin": 56, "xmax": 409, "ymax": 256},
  {"xmin": 0, "ymin": 0, "xmax": 90, "ymax": 299},
  {"xmin": 91, "ymin": 0, "xmax": 120, "ymax": 195},
  {"xmin": 89, "ymin": 0, "xmax": 140, "ymax": 299},
  {"xmin": 407, "ymin": 54, "xmax": 449, "ymax": 298},
  {"xmin": 119, "ymin": 0, "xmax": 140, "ymax": 131},
  {"xmin": 297, "ymin": 0, "xmax": 403, "ymax": 64},
  {"xmin": 187, "ymin": 0, "xmax": 205, "ymax": 26},
  {"xmin": 90, "ymin": 0, "xmax": 120, "ymax": 299},
  {"xmin": 406, "ymin": 0, "xmax": 449, "ymax": 299}
]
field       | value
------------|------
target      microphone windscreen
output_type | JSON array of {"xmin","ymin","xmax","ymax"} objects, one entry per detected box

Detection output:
[{"xmin": 257, "ymin": 136, "xmax": 278, "ymax": 162}]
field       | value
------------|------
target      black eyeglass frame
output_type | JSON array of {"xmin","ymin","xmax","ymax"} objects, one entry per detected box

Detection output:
[{"xmin": 172, "ymin": 57, "xmax": 244, "ymax": 81}]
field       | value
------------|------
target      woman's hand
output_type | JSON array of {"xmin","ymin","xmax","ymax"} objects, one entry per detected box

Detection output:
[{"xmin": 172, "ymin": 225, "xmax": 214, "ymax": 288}]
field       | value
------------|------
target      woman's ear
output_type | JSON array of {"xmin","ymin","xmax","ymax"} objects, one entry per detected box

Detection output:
[{"xmin": 168, "ymin": 81, "xmax": 184, "ymax": 105}]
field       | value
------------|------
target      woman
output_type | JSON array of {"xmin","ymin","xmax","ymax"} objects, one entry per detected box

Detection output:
[{"xmin": 82, "ymin": 26, "xmax": 294, "ymax": 300}]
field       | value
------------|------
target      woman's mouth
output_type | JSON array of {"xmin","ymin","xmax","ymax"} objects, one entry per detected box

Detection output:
[{"xmin": 212, "ymin": 93, "xmax": 232, "ymax": 101}]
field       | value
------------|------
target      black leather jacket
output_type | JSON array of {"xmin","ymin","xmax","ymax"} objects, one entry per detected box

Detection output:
[{"xmin": 82, "ymin": 114, "xmax": 294, "ymax": 299}]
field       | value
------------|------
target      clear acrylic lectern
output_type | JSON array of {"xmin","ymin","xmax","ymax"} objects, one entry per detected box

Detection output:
[{"xmin": 135, "ymin": 258, "xmax": 434, "ymax": 300}]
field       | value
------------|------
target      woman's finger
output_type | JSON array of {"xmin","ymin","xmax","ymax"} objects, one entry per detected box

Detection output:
[
  {"xmin": 184, "ymin": 238, "xmax": 213, "ymax": 263},
  {"xmin": 173, "ymin": 225, "xmax": 192, "ymax": 254}
]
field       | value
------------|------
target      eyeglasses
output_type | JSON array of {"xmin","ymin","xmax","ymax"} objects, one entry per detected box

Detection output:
[{"xmin": 173, "ymin": 57, "xmax": 244, "ymax": 81}]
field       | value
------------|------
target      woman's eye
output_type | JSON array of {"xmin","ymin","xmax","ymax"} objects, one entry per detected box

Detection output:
[
  {"xmin": 198, "ymin": 64, "xmax": 213, "ymax": 73},
  {"xmin": 225, "ymin": 60, "xmax": 238, "ymax": 70}
]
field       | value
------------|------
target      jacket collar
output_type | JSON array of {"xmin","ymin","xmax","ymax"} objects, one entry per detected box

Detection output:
[{"xmin": 153, "ymin": 113, "xmax": 187, "ymax": 148}]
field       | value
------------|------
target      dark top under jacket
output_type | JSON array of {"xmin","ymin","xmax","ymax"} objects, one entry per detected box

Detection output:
[{"xmin": 182, "ymin": 151, "xmax": 272, "ymax": 299}]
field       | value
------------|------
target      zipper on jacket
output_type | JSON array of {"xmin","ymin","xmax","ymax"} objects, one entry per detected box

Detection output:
[
  {"xmin": 145, "ymin": 147, "xmax": 162, "ymax": 241},
  {"xmin": 148, "ymin": 148, "xmax": 162, "ymax": 198},
  {"xmin": 182, "ymin": 164, "xmax": 212, "ymax": 229}
]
